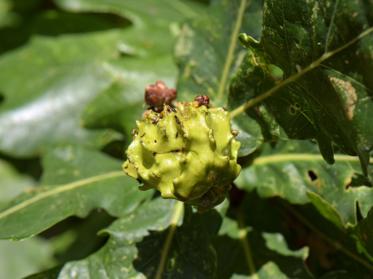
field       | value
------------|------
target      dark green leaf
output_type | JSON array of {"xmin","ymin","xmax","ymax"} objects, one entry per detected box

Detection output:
[
  {"xmin": 353, "ymin": 208, "xmax": 373, "ymax": 262},
  {"xmin": 230, "ymin": 0, "xmax": 373, "ymax": 169},
  {"xmin": 215, "ymin": 194, "xmax": 312, "ymax": 279}
]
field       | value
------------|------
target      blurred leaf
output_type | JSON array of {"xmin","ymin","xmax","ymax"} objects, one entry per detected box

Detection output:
[
  {"xmin": 0, "ymin": 14, "xmax": 128, "ymax": 157},
  {"xmin": 175, "ymin": 0, "xmax": 263, "ymax": 103},
  {"xmin": 48, "ymin": 210, "xmax": 115, "ymax": 264},
  {"xmin": 0, "ymin": 159, "xmax": 34, "ymax": 208},
  {"xmin": 0, "ymin": 237, "xmax": 54, "ymax": 279},
  {"xmin": 0, "ymin": 146, "xmax": 150, "ymax": 239},
  {"xmin": 230, "ymin": 0, "xmax": 373, "ymax": 168},
  {"xmin": 55, "ymin": 0, "xmax": 207, "ymax": 23},
  {"xmin": 353, "ymin": 208, "xmax": 373, "ymax": 261},
  {"xmin": 235, "ymin": 140, "xmax": 373, "ymax": 227},
  {"xmin": 0, "ymin": 0, "xmax": 203, "ymax": 156},
  {"xmin": 0, "ymin": 0, "xmax": 15, "ymax": 28}
]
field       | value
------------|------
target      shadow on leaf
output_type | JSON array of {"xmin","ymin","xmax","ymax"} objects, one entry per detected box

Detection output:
[{"xmin": 133, "ymin": 207, "xmax": 222, "ymax": 278}]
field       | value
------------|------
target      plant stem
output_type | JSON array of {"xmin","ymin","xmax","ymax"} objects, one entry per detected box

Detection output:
[
  {"xmin": 155, "ymin": 201, "xmax": 184, "ymax": 279},
  {"xmin": 237, "ymin": 209, "xmax": 258, "ymax": 278},
  {"xmin": 282, "ymin": 202, "xmax": 373, "ymax": 272},
  {"xmin": 230, "ymin": 26, "xmax": 373, "ymax": 118}
]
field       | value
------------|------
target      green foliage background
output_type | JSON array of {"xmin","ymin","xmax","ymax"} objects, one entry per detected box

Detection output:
[{"xmin": 0, "ymin": 0, "xmax": 372, "ymax": 278}]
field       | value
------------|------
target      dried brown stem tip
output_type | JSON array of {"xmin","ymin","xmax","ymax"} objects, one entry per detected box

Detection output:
[
  {"xmin": 194, "ymin": 95, "xmax": 210, "ymax": 107},
  {"xmin": 145, "ymin": 80, "xmax": 177, "ymax": 112}
]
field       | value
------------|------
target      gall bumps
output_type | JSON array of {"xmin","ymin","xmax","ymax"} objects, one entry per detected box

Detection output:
[{"xmin": 123, "ymin": 84, "xmax": 241, "ymax": 210}]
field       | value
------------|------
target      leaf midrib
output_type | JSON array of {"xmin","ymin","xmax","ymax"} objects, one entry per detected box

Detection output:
[
  {"xmin": 252, "ymin": 153, "xmax": 363, "ymax": 166},
  {"xmin": 0, "ymin": 171, "xmax": 125, "ymax": 220},
  {"xmin": 216, "ymin": 0, "xmax": 249, "ymax": 102}
]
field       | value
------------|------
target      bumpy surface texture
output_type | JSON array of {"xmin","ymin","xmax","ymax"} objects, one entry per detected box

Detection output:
[{"xmin": 123, "ymin": 102, "xmax": 241, "ymax": 210}]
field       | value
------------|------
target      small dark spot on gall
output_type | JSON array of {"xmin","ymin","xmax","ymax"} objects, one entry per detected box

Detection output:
[{"xmin": 174, "ymin": 115, "xmax": 181, "ymax": 125}]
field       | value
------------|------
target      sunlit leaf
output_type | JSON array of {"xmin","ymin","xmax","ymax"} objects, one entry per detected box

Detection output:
[
  {"xmin": 0, "ymin": 146, "xmax": 149, "ymax": 239},
  {"xmin": 230, "ymin": 0, "xmax": 373, "ymax": 169}
]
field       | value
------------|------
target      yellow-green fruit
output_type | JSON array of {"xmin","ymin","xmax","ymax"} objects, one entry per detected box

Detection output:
[{"xmin": 123, "ymin": 102, "xmax": 241, "ymax": 210}]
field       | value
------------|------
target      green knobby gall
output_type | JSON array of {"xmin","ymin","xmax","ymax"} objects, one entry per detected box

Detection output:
[{"xmin": 123, "ymin": 99, "xmax": 241, "ymax": 211}]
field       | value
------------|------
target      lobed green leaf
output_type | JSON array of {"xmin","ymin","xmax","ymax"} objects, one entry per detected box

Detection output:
[{"xmin": 0, "ymin": 146, "xmax": 150, "ymax": 239}]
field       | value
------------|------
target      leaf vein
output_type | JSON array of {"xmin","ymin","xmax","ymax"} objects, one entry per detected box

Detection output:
[
  {"xmin": 0, "ymin": 171, "xmax": 125, "ymax": 220},
  {"xmin": 217, "ymin": 0, "xmax": 249, "ymax": 102}
]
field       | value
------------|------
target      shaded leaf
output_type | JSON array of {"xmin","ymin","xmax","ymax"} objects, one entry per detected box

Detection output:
[
  {"xmin": 0, "ymin": 237, "xmax": 55, "ymax": 279},
  {"xmin": 353, "ymin": 208, "xmax": 373, "ymax": 261},
  {"xmin": 0, "ymin": 159, "xmax": 34, "ymax": 208},
  {"xmin": 235, "ymin": 140, "xmax": 373, "ymax": 227},
  {"xmin": 215, "ymin": 194, "xmax": 312, "ymax": 279},
  {"xmin": 0, "ymin": 146, "xmax": 150, "ymax": 239}
]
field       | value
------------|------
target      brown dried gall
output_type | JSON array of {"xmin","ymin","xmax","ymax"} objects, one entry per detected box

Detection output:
[
  {"xmin": 194, "ymin": 95, "xmax": 210, "ymax": 107},
  {"xmin": 145, "ymin": 81, "xmax": 177, "ymax": 112}
]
